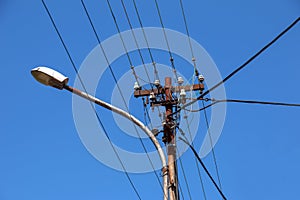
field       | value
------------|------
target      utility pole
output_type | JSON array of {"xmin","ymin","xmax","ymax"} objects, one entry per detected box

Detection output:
[
  {"xmin": 134, "ymin": 76, "xmax": 204, "ymax": 200},
  {"xmin": 164, "ymin": 77, "xmax": 178, "ymax": 200}
]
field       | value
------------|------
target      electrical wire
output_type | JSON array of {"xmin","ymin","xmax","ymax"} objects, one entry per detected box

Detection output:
[
  {"xmin": 41, "ymin": 1, "xmax": 142, "ymax": 199},
  {"xmin": 178, "ymin": 180, "xmax": 185, "ymax": 200},
  {"xmin": 188, "ymin": 98, "xmax": 300, "ymax": 112},
  {"xmin": 178, "ymin": 0, "xmax": 216, "ymax": 190},
  {"xmin": 120, "ymin": 0, "xmax": 164, "ymax": 122},
  {"xmin": 81, "ymin": 0, "xmax": 166, "ymax": 198},
  {"xmin": 177, "ymin": 0, "xmax": 211, "ymax": 191},
  {"xmin": 179, "ymin": 136, "xmax": 228, "ymax": 200},
  {"xmin": 172, "ymin": 17, "xmax": 300, "ymax": 116},
  {"xmin": 179, "ymin": 0, "xmax": 193, "ymax": 57},
  {"xmin": 178, "ymin": 0, "xmax": 198, "ymax": 74},
  {"xmin": 180, "ymin": 112, "xmax": 207, "ymax": 200},
  {"xmin": 201, "ymin": 101, "xmax": 222, "ymax": 189},
  {"xmin": 120, "ymin": 0, "xmax": 151, "ymax": 84},
  {"xmin": 132, "ymin": 0, "xmax": 160, "ymax": 81},
  {"xmin": 131, "ymin": 0, "xmax": 166, "ymax": 124},
  {"xmin": 153, "ymin": 0, "xmax": 179, "ymax": 81},
  {"xmin": 196, "ymin": 163, "xmax": 207, "ymax": 200},
  {"xmin": 104, "ymin": 0, "xmax": 142, "ymax": 89},
  {"xmin": 177, "ymin": 147, "xmax": 193, "ymax": 200},
  {"xmin": 120, "ymin": 0, "xmax": 164, "ymax": 125},
  {"xmin": 105, "ymin": 0, "xmax": 133, "ymax": 67}
]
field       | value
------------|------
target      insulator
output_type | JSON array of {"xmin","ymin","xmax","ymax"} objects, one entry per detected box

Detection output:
[
  {"xmin": 133, "ymin": 82, "xmax": 140, "ymax": 90},
  {"xmin": 150, "ymin": 92, "xmax": 156, "ymax": 101},
  {"xmin": 180, "ymin": 89, "xmax": 186, "ymax": 97},
  {"xmin": 177, "ymin": 77, "xmax": 184, "ymax": 85},
  {"xmin": 180, "ymin": 89, "xmax": 186, "ymax": 104},
  {"xmin": 198, "ymin": 74, "xmax": 205, "ymax": 82}
]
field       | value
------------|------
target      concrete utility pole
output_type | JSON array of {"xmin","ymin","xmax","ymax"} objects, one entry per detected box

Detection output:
[{"xmin": 134, "ymin": 76, "xmax": 204, "ymax": 200}]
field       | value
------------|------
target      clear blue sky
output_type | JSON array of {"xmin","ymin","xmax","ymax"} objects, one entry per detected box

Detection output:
[{"xmin": 1, "ymin": 0, "xmax": 299, "ymax": 199}]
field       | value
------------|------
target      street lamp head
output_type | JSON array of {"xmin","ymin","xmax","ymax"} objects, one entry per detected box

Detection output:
[{"xmin": 31, "ymin": 66, "xmax": 69, "ymax": 90}]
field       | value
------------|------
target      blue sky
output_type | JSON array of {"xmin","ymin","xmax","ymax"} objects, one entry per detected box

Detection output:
[{"xmin": 0, "ymin": 0, "xmax": 299, "ymax": 199}]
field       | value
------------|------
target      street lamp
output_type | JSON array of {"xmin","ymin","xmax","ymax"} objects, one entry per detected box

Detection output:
[
  {"xmin": 31, "ymin": 66, "xmax": 69, "ymax": 90},
  {"xmin": 31, "ymin": 66, "xmax": 168, "ymax": 200}
]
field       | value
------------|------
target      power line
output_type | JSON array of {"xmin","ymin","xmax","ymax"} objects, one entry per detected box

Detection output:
[
  {"xmin": 196, "ymin": 163, "xmax": 207, "ymax": 200},
  {"xmin": 179, "ymin": 136, "xmax": 228, "ymax": 200},
  {"xmin": 120, "ymin": 0, "xmax": 164, "ymax": 122},
  {"xmin": 132, "ymin": 0, "xmax": 160, "ymax": 81},
  {"xmin": 180, "ymin": 112, "xmax": 207, "ymax": 200},
  {"xmin": 41, "ymin": 1, "xmax": 142, "ymax": 199},
  {"xmin": 189, "ymin": 98, "xmax": 300, "ymax": 112},
  {"xmin": 177, "ymin": 148, "xmax": 193, "ymax": 200},
  {"xmin": 201, "ymin": 101, "xmax": 222, "ymax": 189},
  {"xmin": 178, "ymin": 180, "xmax": 185, "ymax": 200},
  {"xmin": 131, "ymin": 0, "xmax": 166, "ymax": 124},
  {"xmin": 120, "ymin": 0, "xmax": 152, "ymax": 84},
  {"xmin": 81, "ymin": 0, "xmax": 166, "ymax": 198},
  {"xmin": 153, "ymin": 0, "xmax": 179, "ymax": 80},
  {"xmin": 178, "ymin": 1, "xmax": 213, "ymax": 197},
  {"xmin": 105, "ymin": 0, "xmax": 133, "ymax": 67},
  {"xmin": 178, "ymin": 0, "xmax": 198, "ymax": 74},
  {"xmin": 119, "ymin": 0, "xmax": 161, "ymax": 127},
  {"xmin": 178, "ymin": 0, "xmax": 222, "ymax": 195},
  {"xmin": 173, "ymin": 17, "xmax": 300, "ymax": 116},
  {"xmin": 104, "ymin": 0, "xmax": 144, "ymax": 88},
  {"xmin": 179, "ymin": 0, "xmax": 193, "ymax": 57}
]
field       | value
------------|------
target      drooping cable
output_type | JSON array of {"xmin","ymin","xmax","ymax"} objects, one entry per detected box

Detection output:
[
  {"xmin": 81, "ymin": 0, "xmax": 166, "ymax": 197},
  {"xmin": 173, "ymin": 17, "xmax": 300, "ymax": 116},
  {"xmin": 41, "ymin": 1, "xmax": 142, "ymax": 199},
  {"xmin": 179, "ymin": 136, "xmax": 228, "ymax": 200}
]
